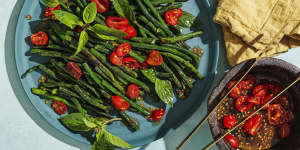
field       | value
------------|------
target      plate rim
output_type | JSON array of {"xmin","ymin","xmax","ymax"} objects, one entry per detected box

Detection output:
[{"xmin": 14, "ymin": 0, "xmax": 220, "ymax": 147}]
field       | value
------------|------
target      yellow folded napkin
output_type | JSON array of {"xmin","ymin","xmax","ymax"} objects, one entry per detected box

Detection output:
[{"xmin": 214, "ymin": 0, "xmax": 300, "ymax": 66}]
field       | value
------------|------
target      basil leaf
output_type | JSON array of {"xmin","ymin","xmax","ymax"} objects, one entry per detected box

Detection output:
[
  {"xmin": 141, "ymin": 69, "xmax": 157, "ymax": 83},
  {"xmin": 42, "ymin": 0, "xmax": 59, "ymax": 7},
  {"xmin": 72, "ymin": 30, "xmax": 88, "ymax": 57},
  {"xmin": 59, "ymin": 113, "xmax": 97, "ymax": 131},
  {"xmin": 83, "ymin": 2, "xmax": 97, "ymax": 24},
  {"xmin": 53, "ymin": 10, "xmax": 84, "ymax": 29},
  {"xmin": 155, "ymin": 78, "xmax": 174, "ymax": 107},
  {"xmin": 102, "ymin": 127, "xmax": 133, "ymax": 149},
  {"xmin": 178, "ymin": 11, "xmax": 197, "ymax": 28},
  {"xmin": 92, "ymin": 132, "xmax": 116, "ymax": 150},
  {"xmin": 88, "ymin": 24, "xmax": 127, "ymax": 40},
  {"xmin": 86, "ymin": 117, "xmax": 109, "ymax": 127}
]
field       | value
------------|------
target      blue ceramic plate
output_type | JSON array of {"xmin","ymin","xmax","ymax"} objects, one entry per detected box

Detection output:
[{"xmin": 15, "ymin": 0, "xmax": 220, "ymax": 147}]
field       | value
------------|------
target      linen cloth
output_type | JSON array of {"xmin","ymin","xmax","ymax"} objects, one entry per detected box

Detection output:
[{"xmin": 214, "ymin": 0, "xmax": 300, "ymax": 66}]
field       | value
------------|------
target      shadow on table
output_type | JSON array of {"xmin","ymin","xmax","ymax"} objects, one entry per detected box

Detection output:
[{"xmin": 4, "ymin": 0, "xmax": 90, "ymax": 150}]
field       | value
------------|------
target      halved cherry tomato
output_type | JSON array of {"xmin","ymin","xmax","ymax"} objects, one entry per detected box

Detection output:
[
  {"xmin": 278, "ymin": 123, "xmax": 291, "ymax": 138},
  {"xmin": 261, "ymin": 93, "xmax": 274, "ymax": 110},
  {"xmin": 52, "ymin": 101, "xmax": 67, "ymax": 115},
  {"xmin": 116, "ymin": 43, "xmax": 131, "ymax": 57},
  {"xmin": 165, "ymin": 10, "xmax": 179, "ymax": 26},
  {"xmin": 90, "ymin": 0, "xmax": 110, "ymax": 13},
  {"xmin": 140, "ymin": 61, "xmax": 149, "ymax": 69},
  {"xmin": 30, "ymin": 31, "xmax": 49, "ymax": 46},
  {"xmin": 252, "ymin": 84, "xmax": 268, "ymax": 98},
  {"xmin": 169, "ymin": 8, "xmax": 183, "ymax": 18},
  {"xmin": 122, "ymin": 57, "xmax": 139, "ymax": 70},
  {"xmin": 106, "ymin": 16, "xmax": 129, "ymax": 30},
  {"xmin": 126, "ymin": 84, "xmax": 140, "ymax": 100},
  {"xmin": 44, "ymin": 5, "xmax": 61, "ymax": 19},
  {"xmin": 121, "ymin": 25, "xmax": 137, "ymax": 39},
  {"xmin": 268, "ymin": 82, "xmax": 282, "ymax": 94},
  {"xmin": 240, "ymin": 75, "xmax": 255, "ymax": 90},
  {"xmin": 66, "ymin": 62, "xmax": 82, "ymax": 80},
  {"xmin": 247, "ymin": 96, "xmax": 260, "ymax": 105},
  {"xmin": 224, "ymin": 134, "xmax": 239, "ymax": 148},
  {"xmin": 243, "ymin": 115, "xmax": 263, "ymax": 136},
  {"xmin": 227, "ymin": 81, "xmax": 241, "ymax": 98},
  {"xmin": 150, "ymin": 109, "xmax": 166, "ymax": 122},
  {"xmin": 268, "ymin": 104, "xmax": 287, "ymax": 126},
  {"xmin": 146, "ymin": 50, "xmax": 163, "ymax": 66},
  {"xmin": 110, "ymin": 51, "xmax": 123, "ymax": 66},
  {"xmin": 111, "ymin": 95, "xmax": 130, "ymax": 111},
  {"xmin": 235, "ymin": 96, "xmax": 253, "ymax": 112},
  {"xmin": 223, "ymin": 114, "xmax": 237, "ymax": 129}
]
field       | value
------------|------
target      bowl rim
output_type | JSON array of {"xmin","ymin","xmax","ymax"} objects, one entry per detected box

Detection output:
[{"xmin": 207, "ymin": 57, "xmax": 300, "ymax": 150}]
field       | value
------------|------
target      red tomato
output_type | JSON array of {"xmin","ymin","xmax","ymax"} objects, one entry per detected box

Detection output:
[
  {"xmin": 278, "ymin": 123, "xmax": 291, "ymax": 138},
  {"xmin": 116, "ymin": 43, "xmax": 131, "ymax": 57},
  {"xmin": 146, "ymin": 50, "xmax": 163, "ymax": 66},
  {"xmin": 111, "ymin": 95, "xmax": 130, "ymax": 111},
  {"xmin": 44, "ymin": 5, "xmax": 61, "ymax": 19},
  {"xmin": 268, "ymin": 104, "xmax": 287, "ymax": 126},
  {"xmin": 126, "ymin": 84, "xmax": 140, "ymax": 100},
  {"xmin": 169, "ymin": 8, "xmax": 183, "ymax": 17},
  {"xmin": 261, "ymin": 93, "xmax": 274, "ymax": 110},
  {"xmin": 240, "ymin": 75, "xmax": 255, "ymax": 90},
  {"xmin": 247, "ymin": 96, "xmax": 260, "ymax": 105},
  {"xmin": 224, "ymin": 134, "xmax": 239, "ymax": 148},
  {"xmin": 52, "ymin": 101, "xmax": 67, "ymax": 115},
  {"xmin": 165, "ymin": 10, "xmax": 179, "ymax": 26},
  {"xmin": 30, "ymin": 31, "xmax": 49, "ymax": 46},
  {"xmin": 252, "ymin": 84, "xmax": 268, "ymax": 98},
  {"xmin": 150, "ymin": 109, "xmax": 166, "ymax": 122},
  {"xmin": 268, "ymin": 82, "xmax": 282, "ymax": 94},
  {"xmin": 140, "ymin": 61, "xmax": 149, "ymax": 69},
  {"xmin": 227, "ymin": 81, "xmax": 241, "ymax": 98},
  {"xmin": 90, "ymin": 0, "xmax": 110, "ymax": 13},
  {"xmin": 106, "ymin": 16, "xmax": 129, "ymax": 30},
  {"xmin": 121, "ymin": 25, "xmax": 137, "ymax": 39},
  {"xmin": 223, "ymin": 114, "xmax": 237, "ymax": 129},
  {"xmin": 110, "ymin": 51, "xmax": 123, "ymax": 66},
  {"xmin": 122, "ymin": 57, "xmax": 139, "ymax": 70},
  {"xmin": 243, "ymin": 115, "xmax": 263, "ymax": 136},
  {"xmin": 235, "ymin": 96, "xmax": 253, "ymax": 112},
  {"xmin": 66, "ymin": 62, "xmax": 82, "ymax": 80}
]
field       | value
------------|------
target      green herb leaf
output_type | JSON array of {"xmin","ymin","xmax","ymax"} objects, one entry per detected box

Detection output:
[
  {"xmin": 178, "ymin": 11, "xmax": 199, "ymax": 28},
  {"xmin": 92, "ymin": 131, "xmax": 116, "ymax": 150},
  {"xmin": 72, "ymin": 30, "xmax": 88, "ymax": 57},
  {"xmin": 53, "ymin": 10, "xmax": 84, "ymax": 29},
  {"xmin": 141, "ymin": 69, "xmax": 157, "ymax": 83},
  {"xmin": 42, "ymin": 0, "xmax": 59, "ymax": 7},
  {"xmin": 59, "ymin": 113, "xmax": 97, "ymax": 131},
  {"xmin": 88, "ymin": 24, "xmax": 127, "ymax": 40},
  {"xmin": 102, "ymin": 127, "xmax": 133, "ymax": 149},
  {"xmin": 83, "ymin": 2, "xmax": 97, "ymax": 24},
  {"xmin": 155, "ymin": 78, "xmax": 174, "ymax": 107}
]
